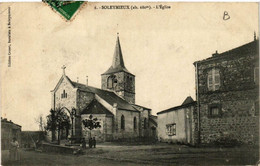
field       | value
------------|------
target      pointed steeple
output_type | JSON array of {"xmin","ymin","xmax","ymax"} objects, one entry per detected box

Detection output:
[
  {"xmin": 112, "ymin": 33, "xmax": 125, "ymax": 68},
  {"xmin": 102, "ymin": 34, "xmax": 132, "ymax": 75}
]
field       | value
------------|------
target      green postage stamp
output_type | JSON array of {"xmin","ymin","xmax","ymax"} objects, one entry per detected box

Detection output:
[{"xmin": 43, "ymin": 0, "xmax": 85, "ymax": 21}]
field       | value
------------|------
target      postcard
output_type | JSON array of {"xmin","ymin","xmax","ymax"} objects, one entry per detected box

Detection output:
[{"xmin": 0, "ymin": 2, "xmax": 259, "ymax": 165}]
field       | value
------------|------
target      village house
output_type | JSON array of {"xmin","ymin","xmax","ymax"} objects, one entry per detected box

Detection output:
[
  {"xmin": 194, "ymin": 37, "xmax": 259, "ymax": 145},
  {"xmin": 50, "ymin": 35, "xmax": 157, "ymax": 142},
  {"xmin": 157, "ymin": 97, "xmax": 198, "ymax": 145},
  {"xmin": 157, "ymin": 36, "xmax": 259, "ymax": 146},
  {"xmin": 1, "ymin": 118, "xmax": 22, "ymax": 150}
]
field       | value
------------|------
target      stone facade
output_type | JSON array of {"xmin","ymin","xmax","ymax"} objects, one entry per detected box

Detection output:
[
  {"xmin": 194, "ymin": 39, "xmax": 259, "ymax": 144},
  {"xmin": 114, "ymin": 109, "xmax": 140, "ymax": 139},
  {"xmin": 81, "ymin": 114, "xmax": 113, "ymax": 141},
  {"xmin": 101, "ymin": 71, "xmax": 135, "ymax": 104}
]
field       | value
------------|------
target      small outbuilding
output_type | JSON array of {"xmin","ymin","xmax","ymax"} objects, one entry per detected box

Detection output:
[{"xmin": 157, "ymin": 97, "xmax": 198, "ymax": 145}]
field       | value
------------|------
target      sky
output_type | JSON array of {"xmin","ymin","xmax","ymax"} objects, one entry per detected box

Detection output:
[{"xmin": 0, "ymin": 2, "xmax": 258, "ymax": 131}]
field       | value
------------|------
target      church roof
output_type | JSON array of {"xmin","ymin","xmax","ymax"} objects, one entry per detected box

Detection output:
[
  {"xmin": 71, "ymin": 81, "xmax": 138, "ymax": 112},
  {"xmin": 81, "ymin": 99, "xmax": 113, "ymax": 115},
  {"xmin": 102, "ymin": 35, "xmax": 133, "ymax": 75}
]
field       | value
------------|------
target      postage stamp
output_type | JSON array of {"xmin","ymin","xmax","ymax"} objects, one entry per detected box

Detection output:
[{"xmin": 43, "ymin": 0, "xmax": 85, "ymax": 21}]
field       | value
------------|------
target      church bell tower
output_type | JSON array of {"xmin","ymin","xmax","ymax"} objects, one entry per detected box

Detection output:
[{"xmin": 101, "ymin": 34, "xmax": 135, "ymax": 104}]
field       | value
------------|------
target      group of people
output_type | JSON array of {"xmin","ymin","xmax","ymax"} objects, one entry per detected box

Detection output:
[{"xmin": 81, "ymin": 137, "xmax": 96, "ymax": 149}]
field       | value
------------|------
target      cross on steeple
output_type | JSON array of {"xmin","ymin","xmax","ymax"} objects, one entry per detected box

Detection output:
[{"xmin": 61, "ymin": 65, "xmax": 66, "ymax": 75}]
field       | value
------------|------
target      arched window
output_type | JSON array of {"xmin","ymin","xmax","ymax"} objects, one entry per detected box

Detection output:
[
  {"xmin": 208, "ymin": 68, "xmax": 220, "ymax": 91},
  {"xmin": 121, "ymin": 115, "xmax": 125, "ymax": 130},
  {"xmin": 107, "ymin": 75, "xmax": 117, "ymax": 89},
  {"xmin": 144, "ymin": 118, "xmax": 147, "ymax": 129},
  {"xmin": 133, "ymin": 117, "xmax": 137, "ymax": 130},
  {"xmin": 107, "ymin": 76, "xmax": 113, "ymax": 89}
]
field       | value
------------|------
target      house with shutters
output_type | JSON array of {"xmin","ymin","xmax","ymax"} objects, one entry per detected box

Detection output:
[
  {"xmin": 194, "ymin": 37, "xmax": 259, "ymax": 144},
  {"xmin": 157, "ymin": 36, "xmax": 259, "ymax": 146},
  {"xmin": 50, "ymin": 35, "xmax": 157, "ymax": 141}
]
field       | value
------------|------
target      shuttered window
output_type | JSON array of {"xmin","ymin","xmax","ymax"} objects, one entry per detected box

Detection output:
[
  {"xmin": 208, "ymin": 68, "xmax": 220, "ymax": 91},
  {"xmin": 166, "ymin": 123, "xmax": 176, "ymax": 136}
]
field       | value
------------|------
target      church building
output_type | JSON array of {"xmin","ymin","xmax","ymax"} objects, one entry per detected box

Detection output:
[{"xmin": 50, "ymin": 35, "xmax": 156, "ymax": 141}]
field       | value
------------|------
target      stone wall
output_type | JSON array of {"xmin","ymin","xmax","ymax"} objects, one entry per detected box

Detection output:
[
  {"xmin": 114, "ymin": 109, "xmax": 140, "ymax": 139},
  {"xmin": 81, "ymin": 114, "xmax": 113, "ymax": 142},
  {"xmin": 101, "ymin": 71, "xmax": 135, "ymax": 104},
  {"xmin": 53, "ymin": 77, "xmax": 77, "ymax": 111},
  {"xmin": 196, "ymin": 41, "xmax": 259, "ymax": 144},
  {"xmin": 77, "ymin": 90, "xmax": 94, "ymax": 114}
]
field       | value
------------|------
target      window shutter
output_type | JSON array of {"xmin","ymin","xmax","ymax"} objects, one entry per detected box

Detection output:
[
  {"xmin": 214, "ymin": 69, "xmax": 220, "ymax": 90},
  {"xmin": 208, "ymin": 70, "xmax": 213, "ymax": 91}
]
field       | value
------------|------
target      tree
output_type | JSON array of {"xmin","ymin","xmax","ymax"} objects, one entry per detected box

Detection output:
[
  {"xmin": 35, "ymin": 114, "xmax": 47, "ymax": 132},
  {"xmin": 46, "ymin": 108, "xmax": 71, "ymax": 144},
  {"xmin": 82, "ymin": 115, "xmax": 101, "ymax": 138}
]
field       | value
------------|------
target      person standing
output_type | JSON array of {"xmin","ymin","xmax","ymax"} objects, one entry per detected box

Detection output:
[
  {"xmin": 82, "ymin": 138, "xmax": 86, "ymax": 149},
  {"xmin": 88, "ymin": 137, "xmax": 92, "ymax": 148},
  {"xmin": 92, "ymin": 137, "xmax": 96, "ymax": 148},
  {"xmin": 9, "ymin": 137, "xmax": 20, "ymax": 161}
]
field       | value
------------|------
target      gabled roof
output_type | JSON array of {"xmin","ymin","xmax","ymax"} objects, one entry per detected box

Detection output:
[
  {"xmin": 81, "ymin": 99, "xmax": 113, "ymax": 115},
  {"xmin": 102, "ymin": 35, "xmax": 133, "ymax": 75},
  {"xmin": 157, "ymin": 97, "xmax": 196, "ymax": 115},
  {"xmin": 72, "ymin": 82, "xmax": 138, "ymax": 112},
  {"xmin": 51, "ymin": 75, "xmax": 75, "ymax": 92},
  {"xmin": 182, "ymin": 96, "xmax": 194, "ymax": 105}
]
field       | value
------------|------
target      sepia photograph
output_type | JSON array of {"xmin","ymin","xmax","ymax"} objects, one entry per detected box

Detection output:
[{"xmin": 0, "ymin": 2, "xmax": 259, "ymax": 165}]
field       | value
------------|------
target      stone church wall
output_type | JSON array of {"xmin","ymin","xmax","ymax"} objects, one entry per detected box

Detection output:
[
  {"xmin": 53, "ymin": 78, "xmax": 77, "ymax": 111},
  {"xmin": 114, "ymin": 109, "xmax": 140, "ymax": 139},
  {"xmin": 196, "ymin": 43, "xmax": 259, "ymax": 144},
  {"xmin": 101, "ymin": 72, "xmax": 135, "ymax": 104},
  {"xmin": 81, "ymin": 114, "xmax": 113, "ymax": 142}
]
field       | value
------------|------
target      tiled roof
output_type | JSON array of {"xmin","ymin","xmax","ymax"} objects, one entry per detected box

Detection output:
[
  {"xmin": 157, "ymin": 97, "xmax": 196, "ymax": 115},
  {"xmin": 71, "ymin": 82, "xmax": 137, "ymax": 112},
  {"xmin": 194, "ymin": 39, "xmax": 259, "ymax": 64},
  {"xmin": 81, "ymin": 99, "xmax": 113, "ymax": 115},
  {"xmin": 102, "ymin": 36, "xmax": 133, "ymax": 75},
  {"xmin": 1, "ymin": 118, "xmax": 21, "ymax": 128}
]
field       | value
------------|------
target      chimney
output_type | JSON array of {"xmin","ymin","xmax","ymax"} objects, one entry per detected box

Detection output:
[
  {"xmin": 86, "ymin": 76, "xmax": 88, "ymax": 86},
  {"xmin": 212, "ymin": 50, "xmax": 219, "ymax": 57}
]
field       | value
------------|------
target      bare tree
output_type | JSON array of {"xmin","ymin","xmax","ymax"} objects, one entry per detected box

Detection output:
[{"xmin": 35, "ymin": 114, "xmax": 47, "ymax": 131}]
